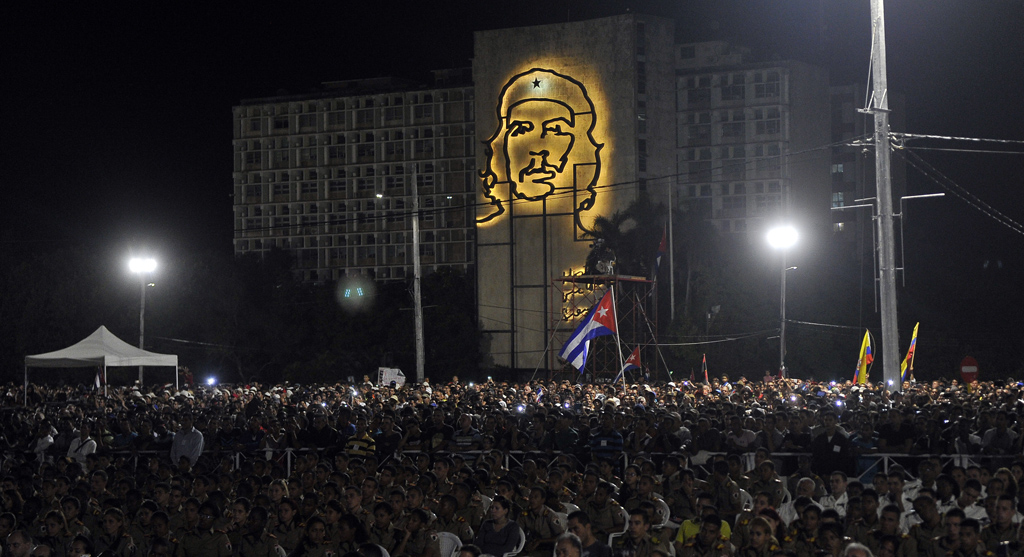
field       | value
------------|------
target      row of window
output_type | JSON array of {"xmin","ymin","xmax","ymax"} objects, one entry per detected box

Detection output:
[
  {"xmin": 243, "ymin": 100, "xmax": 474, "ymax": 135},
  {"xmin": 237, "ymin": 90, "xmax": 473, "ymax": 118},
  {"xmin": 682, "ymin": 181, "xmax": 782, "ymax": 197},
  {"xmin": 237, "ymin": 139, "xmax": 476, "ymax": 170},
  {"xmin": 236, "ymin": 192, "xmax": 471, "ymax": 217},
  {"xmin": 236, "ymin": 124, "xmax": 478, "ymax": 151},
  {"xmin": 233, "ymin": 229, "xmax": 472, "ymax": 246},
  {"xmin": 681, "ymin": 71, "xmax": 781, "ymax": 105}
]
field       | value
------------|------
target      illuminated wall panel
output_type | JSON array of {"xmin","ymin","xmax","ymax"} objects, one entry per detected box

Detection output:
[{"xmin": 474, "ymin": 15, "xmax": 676, "ymax": 370}]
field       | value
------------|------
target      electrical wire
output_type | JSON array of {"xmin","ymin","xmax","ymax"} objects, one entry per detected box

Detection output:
[
  {"xmin": 894, "ymin": 149, "xmax": 1024, "ymax": 237},
  {"xmin": 894, "ymin": 133, "xmax": 1024, "ymax": 145},
  {"xmin": 233, "ymin": 134, "xmax": 869, "ymax": 236},
  {"xmin": 902, "ymin": 146, "xmax": 1024, "ymax": 156}
]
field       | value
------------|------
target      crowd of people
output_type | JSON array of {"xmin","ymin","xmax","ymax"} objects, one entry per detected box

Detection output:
[{"xmin": 2, "ymin": 375, "xmax": 1024, "ymax": 557}]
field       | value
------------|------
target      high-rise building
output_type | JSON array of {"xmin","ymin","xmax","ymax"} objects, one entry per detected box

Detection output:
[
  {"xmin": 231, "ymin": 69, "xmax": 477, "ymax": 283},
  {"xmin": 673, "ymin": 41, "xmax": 832, "ymax": 244},
  {"xmin": 472, "ymin": 14, "xmax": 678, "ymax": 371},
  {"xmin": 231, "ymin": 16, "xmax": 868, "ymax": 375}
]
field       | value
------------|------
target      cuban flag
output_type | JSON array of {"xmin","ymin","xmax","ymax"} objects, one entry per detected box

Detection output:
[
  {"xmin": 559, "ymin": 290, "xmax": 617, "ymax": 371},
  {"xmin": 614, "ymin": 346, "xmax": 641, "ymax": 383},
  {"xmin": 653, "ymin": 227, "xmax": 667, "ymax": 277}
]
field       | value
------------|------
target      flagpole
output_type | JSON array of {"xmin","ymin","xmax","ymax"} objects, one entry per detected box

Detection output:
[{"xmin": 608, "ymin": 279, "xmax": 627, "ymax": 391}]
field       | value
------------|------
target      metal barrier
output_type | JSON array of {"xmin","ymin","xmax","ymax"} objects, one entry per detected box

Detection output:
[{"xmin": 49, "ymin": 446, "xmax": 1014, "ymax": 480}]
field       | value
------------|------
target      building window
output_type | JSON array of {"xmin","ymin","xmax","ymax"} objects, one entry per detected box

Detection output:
[
  {"xmin": 273, "ymin": 117, "xmax": 289, "ymax": 130},
  {"xmin": 755, "ymin": 108, "xmax": 781, "ymax": 135},
  {"xmin": 298, "ymin": 114, "xmax": 316, "ymax": 129},
  {"xmin": 249, "ymin": 119, "xmax": 262, "ymax": 132},
  {"xmin": 722, "ymin": 122, "xmax": 745, "ymax": 138},
  {"xmin": 755, "ymin": 71, "xmax": 781, "ymax": 98},
  {"xmin": 832, "ymin": 191, "xmax": 845, "ymax": 208},
  {"xmin": 831, "ymin": 163, "xmax": 844, "ymax": 174},
  {"xmin": 689, "ymin": 125, "xmax": 711, "ymax": 145},
  {"xmin": 834, "ymin": 222, "xmax": 846, "ymax": 232},
  {"xmin": 720, "ymin": 73, "xmax": 745, "ymax": 101},
  {"xmin": 327, "ymin": 112, "xmax": 345, "ymax": 128}
]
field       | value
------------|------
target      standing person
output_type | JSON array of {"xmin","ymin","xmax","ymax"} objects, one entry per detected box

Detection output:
[
  {"xmin": 171, "ymin": 414, "xmax": 204, "ymax": 468},
  {"xmin": 590, "ymin": 414, "xmax": 624, "ymax": 466},
  {"xmin": 473, "ymin": 497, "xmax": 524, "ymax": 557},
  {"xmin": 66, "ymin": 423, "xmax": 96, "ymax": 466},
  {"xmin": 809, "ymin": 412, "xmax": 854, "ymax": 477}
]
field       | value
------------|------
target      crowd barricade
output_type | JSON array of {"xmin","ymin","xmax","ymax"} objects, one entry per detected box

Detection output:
[{"xmin": 73, "ymin": 447, "xmax": 1015, "ymax": 481}]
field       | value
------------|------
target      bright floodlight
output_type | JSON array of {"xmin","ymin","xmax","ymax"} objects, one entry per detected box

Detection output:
[
  {"xmin": 129, "ymin": 258, "xmax": 157, "ymax": 273},
  {"xmin": 766, "ymin": 226, "xmax": 798, "ymax": 250}
]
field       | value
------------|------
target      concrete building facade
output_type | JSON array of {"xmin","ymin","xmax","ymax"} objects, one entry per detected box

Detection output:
[
  {"xmin": 231, "ymin": 70, "xmax": 477, "ymax": 283},
  {"xmin": 472, "ymin": 14, "xmax": 678, "ymax": 370},
  {"xmin": 674, "ymin": 41, "xmax": 832, "ymax": 250},
  {"xmin": 229, "ymin": 16, "xmax": 855, "ymax": 375}
]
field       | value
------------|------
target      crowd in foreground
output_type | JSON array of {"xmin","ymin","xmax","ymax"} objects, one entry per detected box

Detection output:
[{"xmin": 2, "ymin": 375, "xmax": 1024, "ymax": 557}]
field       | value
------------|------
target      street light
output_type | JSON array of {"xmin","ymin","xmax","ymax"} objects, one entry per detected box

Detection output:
[
  {"xmin": 766, "ymin": 226, "xmax": 798, "ymax": 377},
  {"xmin": 129, "ymin": 257, "xmax": 157, "ymax": 385}
]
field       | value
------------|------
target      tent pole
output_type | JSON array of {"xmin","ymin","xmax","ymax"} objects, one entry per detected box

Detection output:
[
  {"xmin": 24, "ymin": 365, "xmax": 28, "ymax": 405},
  {"xmin": 104, "ymin": 366, "xmax": 108, "ymax": 398}
]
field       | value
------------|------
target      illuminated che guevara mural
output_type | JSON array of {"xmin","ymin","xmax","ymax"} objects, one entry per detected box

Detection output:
[{"xmin": 478, "ymin": 68, "xmax": 604, "ymax": 234}]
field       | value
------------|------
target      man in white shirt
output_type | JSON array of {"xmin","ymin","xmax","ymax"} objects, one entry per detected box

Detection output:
[
  {"xmin": 958, "ymin": 480, "xmax": 989, "ymax": 523},
  {"xmin": 33, "ymin": 423, "xmax": 55, "ymax": 462},
  {"xmin": 780, "ymin": 478, "xmax": 816, "ymax": 525},
  {"xmin": 66, "ymin": 423, "xmax": 96, "ymax": 465},
  {"xmin": 819, "ymin": 471, "xmax": 850, "ymax": 519},
  {"xmin": 170, "ymin": 413, "xmax": 204, "ymax": 468}
]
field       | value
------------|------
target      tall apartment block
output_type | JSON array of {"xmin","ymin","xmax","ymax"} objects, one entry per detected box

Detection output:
[
  {"xmin": 674, "ymin": 41, "xmax": 831, "ymax": 246},
  {"xmin": 231, "ymin": 69, "xmax": 477, "ymax": 282}
]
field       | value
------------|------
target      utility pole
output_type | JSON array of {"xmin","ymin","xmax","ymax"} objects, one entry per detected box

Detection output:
[
  {"xmin": 869, "ymin": 0, "xmax": 901, "ymax": 391},
  {"xmin": 668, "ymin": 185, "xmax": 675, "ymax": 322},
  {"xmin": 411, "ymin": 164, "xmax": 425, "ymax": 383}
]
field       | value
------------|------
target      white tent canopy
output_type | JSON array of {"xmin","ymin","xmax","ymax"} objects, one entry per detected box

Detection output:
[{"xmin": 25, "ymin": 326, "xmax": 178, "ymax": 396}]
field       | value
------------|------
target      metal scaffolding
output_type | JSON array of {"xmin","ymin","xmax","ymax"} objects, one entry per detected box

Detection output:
[{"xmin": 550, "ymin": 274, "xmax": 661, "ymax": 384}]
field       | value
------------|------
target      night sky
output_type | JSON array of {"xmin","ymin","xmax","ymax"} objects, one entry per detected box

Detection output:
[{"xmin": 4, "ymin": 2, "xmax": 1023, "ymax": 370}]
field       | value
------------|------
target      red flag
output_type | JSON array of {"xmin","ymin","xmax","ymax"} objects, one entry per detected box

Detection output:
[{"xmin": 702, "ymin": 354, "xmax": 709, "ymax": 384}]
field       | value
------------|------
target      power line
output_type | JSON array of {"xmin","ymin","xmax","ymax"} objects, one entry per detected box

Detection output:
[
  {"xmin": 233, "ymin": 134, "xmax": 868, "ymax": 237},
  {"xmin": 903, "ymin": 146, "xmax": 1024, "ymax": 156},
  {"xmin": 894, "ymin": 149, "xmax": 1024, "ymax": 237},
  {"xmin": 894, "ymin": 133, "xmax": 1024, "ymax": 145}
]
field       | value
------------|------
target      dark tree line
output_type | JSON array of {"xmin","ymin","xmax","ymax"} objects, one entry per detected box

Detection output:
[{"xmin": 1, "ymin": 246, "xmax": 480, "ymax": 385}]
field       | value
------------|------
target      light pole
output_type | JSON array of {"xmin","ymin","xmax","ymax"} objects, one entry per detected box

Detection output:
[
  {"xmin": 766, "ymin": 226, "xmax": 798, "ymax": 377},
  {"xmin": 129, "ymin": 257, "xmax": 157, "ymax": 385}
]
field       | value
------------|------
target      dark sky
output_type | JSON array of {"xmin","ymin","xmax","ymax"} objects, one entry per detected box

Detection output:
[{"xmin": 4, "ymin": 1, "xmax": 1023, "ymax": 366}]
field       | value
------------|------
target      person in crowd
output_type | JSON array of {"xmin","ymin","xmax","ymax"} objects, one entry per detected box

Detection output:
[{"xmin": 473, "ymin": 496, "xmax": 523, "ymax": 557}]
